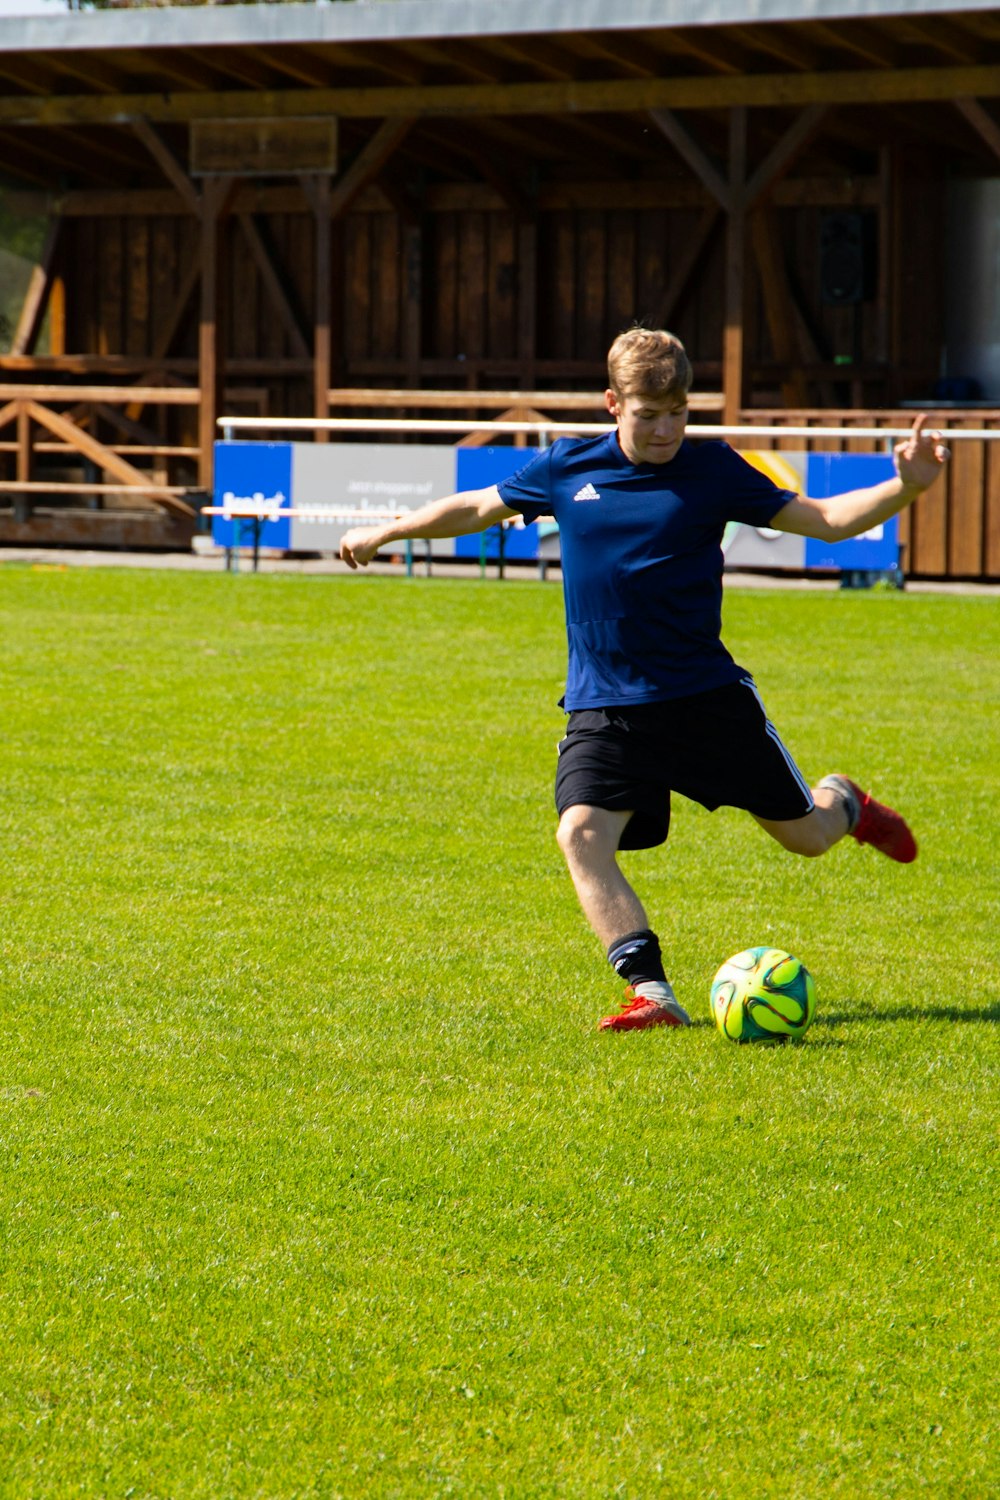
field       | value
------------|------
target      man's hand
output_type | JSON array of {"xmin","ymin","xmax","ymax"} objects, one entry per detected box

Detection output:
[
  {"xmin": 340, "ymin": 527, "xmax": 384, "ymax": 569},
  {"xmin": 894, "ymin": 414, "xmax": 950, "ymax": 492}
]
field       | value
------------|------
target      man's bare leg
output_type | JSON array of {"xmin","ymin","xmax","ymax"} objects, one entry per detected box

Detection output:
[
  {"xmin": 555, "ymin": 803, "xmax": 690, "ymax": 1030},
  {"xmin": 753, "ymin": 781, "xmax": 850, "ymax": 856},
  {"xmin": 555, "ymin": 804, "xmax": 646, "ymax": 946},
  {"xmin": 755, "ymin": 775, "xmax": 917, "ymax": 863}
]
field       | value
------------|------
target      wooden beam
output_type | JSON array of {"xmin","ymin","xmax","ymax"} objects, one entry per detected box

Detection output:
[
  {"xmin": 648, "ymin": 109, "xmax": 731, "ymax": 209},
  {"xmin": 742, "ymin": 104, "xmax": 830, "ymax": 207},
  {"xmin": 24, "ymin": 400, "xmax": 195, "ymax": 516},
  {"xmin": 0, "ymin": 384, "xmax": 199, "ymax": 403},
  {"xmin": 565, "ymin": 32, "xmax": 660, "ymax": 79},
  {"xmin": 305, "ymin": 173, "xmax": 332, "ymax": 432},
  {"xmin": 665, "ymin": 27, "xmax": 754, "ymax": 75},
  {"xmin": 656, "ymin": 203, "xmax": 721, "ymax": 328},
  {"xmin": 477, "ymin": 34, "xmax": 576, "ymax": 82},
  {"xmin": 3, "ymin": 66, "xmax": 1000, "ymax": 129},
  {"xmin": 403, "ymin": 38, "xmax": 505, "ymax": 87},
  {"xmin": 236, "ymin": 213, "xmax": 311, "ymax": 360},
  {"xmin": 11, "ymin": 217, "xmax": 62, "ymax": 356},
  {"xmin": 0, "ymin": 354, "xmax": 193, "ymax": 373},
  {"xmin": 47, "ymin": 273, "xmax": 66, "ymax": 357},
  {"xmin": 130, "ymin": 117, "xmax": 201, "ymax": 215},
  {"xmin": 0, "ymin": 510, "xmax": 197, "ymax": 549},
  {"xmin": 723, "ymin": 108, "xmax": 747, "ymax": 427},
  {"xmin": 326, "ymin": 388, "xmax": 610, "ymax": 410},
  {"xmin": 0, "ymin": 398, "xmax": 23, "ymax": 433},
  {"xmin": 0, "ymin": 479, "xmax": 192, "ymax": 496},
  {"xmin": 15, "ymin": 397, "xmax": 33, "ymax": 520},
  {"xmin": 9, "ymin": 173, "xmax": 884, "ymax": 220},
  {"xmin": 45, "ymin": 51, "xmax": 132, "ymax": 96},
  {"xmin": 198, "ymin": 177, "xmax": 239, "ymax": 490},
  {"xmin": 954, "ymin": 97, "xmax": 1000, "ymax": 166},
  {"xmin": 297, "ymin": 40, "xmax": 425, "ymax": 88},
  {"xmin": 725, "ymin": 24, "xmax": 819, "ymax": 72},
  {"xmin": 91, "ymin": 401, "xmax": 170, "ymax": 449},
  {"xmin": 906, "ymin": 17, "xmax": 983, "ymax": 67},
  {"xmin": 808, "ymin": 20, "xmax": 898, "ymax": 70},
  {"xmin": 328, "ymin": 117, "xmax": 416, "ymax": 221},
  {"xmin": 0, "ymin": 55, "xmax": 53, "ymax": 95},
  {"xmin": 124, "ymin": 242, "xmax": 202, "ymax": 425}
]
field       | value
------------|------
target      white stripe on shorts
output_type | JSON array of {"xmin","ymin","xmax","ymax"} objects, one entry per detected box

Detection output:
[{"xmin": 739, "ymin": 676, "xmax": 815, "ymax": 811}]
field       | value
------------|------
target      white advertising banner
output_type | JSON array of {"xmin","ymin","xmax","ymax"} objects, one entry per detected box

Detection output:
[{"xmin": 289, "ymin": 442, "xmax": 456, "ymax": 554}]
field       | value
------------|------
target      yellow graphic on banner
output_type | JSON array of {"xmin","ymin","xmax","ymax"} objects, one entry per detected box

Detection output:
[{"xmin": 723, "ymin": 449, "xmax": 804, "ymax": 554}]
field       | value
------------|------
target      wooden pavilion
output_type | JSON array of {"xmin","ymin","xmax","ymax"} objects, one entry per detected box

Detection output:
[{"xmin": 0, "ymin": 0, "xmax": 999, "ymax": 577}]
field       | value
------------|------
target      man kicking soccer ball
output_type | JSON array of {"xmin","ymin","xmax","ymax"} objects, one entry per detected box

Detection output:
[{"xmin": 340, "ymin": 328, "xmax": 949, "ymax": 1033}]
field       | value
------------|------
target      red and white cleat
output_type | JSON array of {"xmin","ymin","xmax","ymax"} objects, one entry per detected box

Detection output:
[
  {"xmin": 821, "ymin": 774, "xmax": 918, "ymax": 863},
  {"xmin": 598, "ymin": 983, "xmax": 692, "ymax": 1032}
]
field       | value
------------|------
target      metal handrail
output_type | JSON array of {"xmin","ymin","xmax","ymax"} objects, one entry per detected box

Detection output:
[{"xmin": 217, "ymin": 416, "xmax": 996, "ymax": 441}]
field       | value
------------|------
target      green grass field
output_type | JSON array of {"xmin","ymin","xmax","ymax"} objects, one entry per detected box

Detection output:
[{"xmin": 1, "ymin": 565, "xmax": 997, "ymax": 1498}]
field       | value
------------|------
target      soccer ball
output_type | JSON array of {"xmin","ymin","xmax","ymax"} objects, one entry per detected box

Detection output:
[{"xmin": 710, "ymin": 947, "xmax": 816, "ymax": 1044}]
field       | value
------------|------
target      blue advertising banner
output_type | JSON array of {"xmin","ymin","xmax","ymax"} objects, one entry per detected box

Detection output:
[
  {"xmin": 804, "ymin": 453, "xmax": 899, "ymax": 571},
  {"xmin": 454, "ymin": 447, "xmax": 541, "ymax": 560},
  {"xmin": 212, "ymin": 443, "xmax": 292, "ymax": 549},
  {"xmin": 210, "ymin": 441, "xmax": 902, "ymax": 577}
]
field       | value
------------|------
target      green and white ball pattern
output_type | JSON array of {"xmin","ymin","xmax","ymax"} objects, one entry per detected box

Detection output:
[{"xmin": 711, "ymin": 947, "xmax": 817, "ymax": 1043}]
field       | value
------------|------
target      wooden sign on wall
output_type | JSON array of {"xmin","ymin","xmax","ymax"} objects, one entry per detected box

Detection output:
[{"xmin": 190, "ymin": 118, "xmax": 338, "ymax": 177}]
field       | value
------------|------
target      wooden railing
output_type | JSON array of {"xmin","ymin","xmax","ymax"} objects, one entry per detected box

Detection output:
[
  {"xmin": 0, "ymin": 378, "xmax": 214, "ymax": 546},
  {"xmin": 3, "ymin": 375, "xmax": 998, "ymax": 578},
  {"xmin": 0, "ymin": 387, "xmax": 201, "ymax": 521},
  {"xmin": 318, "ymin": 395, "xmax": 1000, "ymax": 581},
  {"xmin": 743, "ymin": 408, "xmax": 1000, "ymax": 580},
  {"xmin": 326, "ymin": 386, "xmax": 726, "ymax": 449}
]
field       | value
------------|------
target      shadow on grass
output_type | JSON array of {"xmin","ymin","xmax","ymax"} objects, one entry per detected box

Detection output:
[
  {"xmin": 817, "ymin": 1003, "xmax": 1000, "ymax": 1027},
  {"xmin": 686, "ymin": 1018, "xmax": 849, "ymax": 1047}
]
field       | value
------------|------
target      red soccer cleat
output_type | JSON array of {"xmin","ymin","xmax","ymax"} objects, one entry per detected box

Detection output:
[
  {"xmin": 822, "ymin": 774, "xmax": 918, "ymax": 863},
  {"xmin": 598, "ymin": 984, "xmax": 692, "ymax": 1032}
]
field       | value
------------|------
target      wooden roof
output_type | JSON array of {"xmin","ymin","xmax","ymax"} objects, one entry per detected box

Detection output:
[{"xmin": 0, "ymin": 0, "xmax": 998, "ymax": 191}]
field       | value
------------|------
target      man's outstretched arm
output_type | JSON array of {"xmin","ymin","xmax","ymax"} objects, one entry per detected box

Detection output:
[
  {"xmin": 340, "ymin": 485, "xmax": 516, "ymax": 568},
  {"xmin": 770, "ymin": 414, "xmax": 950, "ymax": 542}
]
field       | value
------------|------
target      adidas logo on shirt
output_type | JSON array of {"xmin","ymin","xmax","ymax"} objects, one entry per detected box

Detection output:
[{"xmin": 573, "ymin": 482, "xmax": 601, "ymax": 501}]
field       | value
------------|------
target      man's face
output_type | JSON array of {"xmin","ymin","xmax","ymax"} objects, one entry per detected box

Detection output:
[{"xmin": 605, "ymin": 387, "xmax": 689, "ymax": 465}]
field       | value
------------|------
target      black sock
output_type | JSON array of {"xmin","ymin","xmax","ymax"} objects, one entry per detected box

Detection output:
[{"xmin": 607, "ymin": 929, "xmax": 667, "ymax": 986}]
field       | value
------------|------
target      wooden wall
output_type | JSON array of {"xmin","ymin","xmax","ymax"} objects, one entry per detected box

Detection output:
[
  {"xmin": 43, "ymin": 166, "xmax": 1000, "ymax": 579},
  {"xmin": 58, "ymin": 192, "xmax": 942, "ymax": 399}
]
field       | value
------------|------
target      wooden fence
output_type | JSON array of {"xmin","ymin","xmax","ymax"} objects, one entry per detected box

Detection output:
[
  {"xmin": 747, "ymin": 409, "xmax": 1000, "ymax": 580},
  {"xmin": 321, "ymin": 392, "xmax": 1000, "ymax": 580},
  {"xmin": 0, "ymin": 376, "xmax": 207, "ymax": 547}
]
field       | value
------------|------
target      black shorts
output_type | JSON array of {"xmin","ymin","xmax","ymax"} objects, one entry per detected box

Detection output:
[{"xmin": 554, "ymin": 676, "xmax": 815, "ymax": 850}]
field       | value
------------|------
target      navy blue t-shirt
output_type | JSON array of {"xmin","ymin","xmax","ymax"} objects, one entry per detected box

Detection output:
[{"xmin": 497, "ymin": 432, "xmax": 796, "ymax": 709}]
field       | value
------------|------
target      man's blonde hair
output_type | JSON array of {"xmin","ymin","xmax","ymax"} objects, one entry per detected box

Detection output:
[{"xmin": 607, "ymin": 327, "xmax": 692, "ymax": 400}]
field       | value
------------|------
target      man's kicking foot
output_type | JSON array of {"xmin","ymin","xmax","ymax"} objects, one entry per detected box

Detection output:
[{"xmin": 819, "ymin": 774, "xmax": 918, "ymax": 863}]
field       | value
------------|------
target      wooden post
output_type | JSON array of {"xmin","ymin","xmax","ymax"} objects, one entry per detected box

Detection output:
[
  {"xmin": 15, "ymin": 400, "xmax": 32, "ymax": 521},
  {"xmin": 48, "ymin": 275, "xmax": 66, "ymax": 357},
  {"xmin": 11, "ymin": 217, "xmax": 63, "ymax": 357},
  {"xmin": 310, "ymin": 174, "xmax": 332, "ymax": 439},
  {"xmin": 723, "ymin": 107, "xmax": 747, "ymax": 426},
  {"xmin": 198, "ymin": 179, "xmax": 233, "ymax": 490}
]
